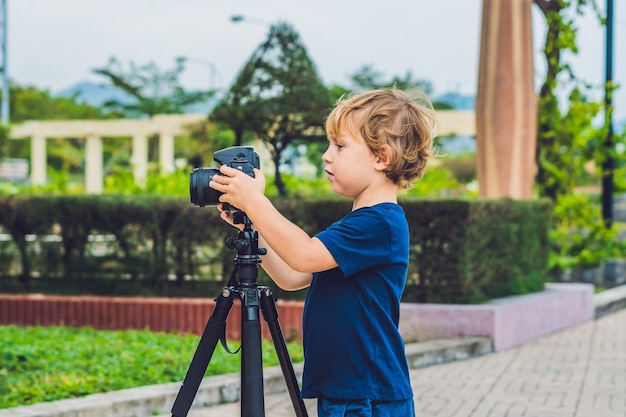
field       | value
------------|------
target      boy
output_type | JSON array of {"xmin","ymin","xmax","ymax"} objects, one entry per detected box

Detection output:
[{"xmin": 210, "ymin": 88, "xmax": 436, "ymax": 417}]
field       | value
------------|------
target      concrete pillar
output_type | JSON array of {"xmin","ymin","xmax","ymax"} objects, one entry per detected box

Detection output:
[
  {"xmin": 475, "ymin": 0, "xmax": 537, "ymax": 199},
  {"xmin": 30, "ymin": 134, "xmax": 47, "ymax": 185},
  {"xmin": 132, "ymin": 134, "xmax": 148, "ymax": 184},
  {"xmin": 85, "ymin": 135, "xmax": 103, "ymax": 194},
  {"xmin": 159, "ymin": 132, "xmax": 175, "ymax": 173}
]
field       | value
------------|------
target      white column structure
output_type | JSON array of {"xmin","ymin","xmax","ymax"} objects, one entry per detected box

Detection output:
[
  {"xmin": 8, "ymin": 112, "xmax": 474, "ymax": 193},
  {"xmin": 30, "ymin": 134, "xmax": 47, "ymax": 185},
  {"xmin": 85, "ymin": 135, "xmax": 103, "ymax": 194},
  {"xmin": 159, "ymin": 132, "xmax": 175, "ymax": 173},
  {"xmin": 132, "ymin": 134, "xmax": 149, "ymax": 184},
  {"xmin": 10, "ymin": 114, "xmax": 206, "ymax": 193}
]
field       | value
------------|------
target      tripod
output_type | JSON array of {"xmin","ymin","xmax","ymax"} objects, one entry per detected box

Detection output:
[{"xmin": 171, "ymin": 212, "xmax": 309, "ymax": 417}]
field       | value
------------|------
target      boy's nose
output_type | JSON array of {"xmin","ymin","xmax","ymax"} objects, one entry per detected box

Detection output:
[{"xmin": 322, "ymin": 148, "xmax": 331, "ymax": 163}]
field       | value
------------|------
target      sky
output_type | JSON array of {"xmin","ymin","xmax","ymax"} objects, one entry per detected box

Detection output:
[{"xmin": 7, "ymin": 0, "xmax": 626, "ymax": 122}]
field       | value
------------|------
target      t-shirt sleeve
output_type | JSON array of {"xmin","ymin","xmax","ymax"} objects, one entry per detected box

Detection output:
[{"xmin": 315, "ymin": 208, "xmax": 392, "ymax": 278}]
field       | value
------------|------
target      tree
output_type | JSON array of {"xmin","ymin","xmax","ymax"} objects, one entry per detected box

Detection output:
[
  {"xmin": 533, "ymin": 0, "xmax": 604, "ymax": 200},
  {"xmin": 348, "ymin": 64, "xmax": 434, "ymax": 94},
  {"xmin": 211, "ymin": 22, "xmax": 330, "ymax": 196},
  {"xmin": 93, "ymin": 57, "xmax": 213, "ymax": 118},
  {"xmin": 9, "ymin": 83, "xmax": 106, "ymax": 122},
  {"xmin": 332, "ymin": 65, "xmax": 452, "ymax": 110},
  {"xmin": 0, "ymin": 82, "xmax": 110, "ymax": 162}
]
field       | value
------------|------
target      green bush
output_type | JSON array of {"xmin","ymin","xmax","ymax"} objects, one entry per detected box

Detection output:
[
  {"xmin": 438, "ymin": 153, "xmax": 477, "ymax": 184},
  {"xmin": 280, "ymin": 198, "xmax": 552, "ymax": 304},
  {"xmin": 401, "ymin": 198, "xmax": 552, "ymax": 303},
  {"xmin": 0, "ymin": 195, "xmax": 551, "ymax": 304},
  {"xmin": 550, "ymin": 193, "xmax": 626, "ymax": 271}
]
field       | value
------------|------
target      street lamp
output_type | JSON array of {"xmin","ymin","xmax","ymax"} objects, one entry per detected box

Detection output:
[
  {"xmin": 1, "ymin": 0, "xmax": 8, "ymax": 125},
  {"xmin": 602, "ymin": 0, "xmax": 615, "ymax": 227},
  {"xmin": 230, "ymin": 14, "xmax": 271, "ymax": 28},
  {"xmin": 187, "ymin": 57, "xmax": 221, "ymax": 91}
]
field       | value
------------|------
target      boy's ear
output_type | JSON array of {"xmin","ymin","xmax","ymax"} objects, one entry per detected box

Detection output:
[{"xmin": 374, "ymin": 144, "xmax": 392, "ymax": 171}]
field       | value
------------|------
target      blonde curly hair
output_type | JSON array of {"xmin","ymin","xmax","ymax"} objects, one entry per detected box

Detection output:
[{"xmin": 325, "ymin": 88, "xmax": 437, "ymax": 189}]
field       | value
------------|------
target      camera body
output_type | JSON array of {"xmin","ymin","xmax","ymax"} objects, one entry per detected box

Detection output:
[{"xmin": 189, "ymin": 146, "xmax": 260, "ymax": 207}]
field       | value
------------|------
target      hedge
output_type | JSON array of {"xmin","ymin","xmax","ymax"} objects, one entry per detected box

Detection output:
[{"xmin": 0, "ymin": 195, "xmax": 552, "ymax": 304}]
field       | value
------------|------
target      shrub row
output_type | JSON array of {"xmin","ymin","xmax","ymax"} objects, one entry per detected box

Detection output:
[{"xmin": 0, "ymin": 195, "xmax": 552, "ymax": 304}]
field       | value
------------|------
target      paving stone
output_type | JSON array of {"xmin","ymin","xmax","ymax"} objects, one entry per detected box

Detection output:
[{"xmin": 194, "ymin": 310, "xmax": 624, "ymax": 416}]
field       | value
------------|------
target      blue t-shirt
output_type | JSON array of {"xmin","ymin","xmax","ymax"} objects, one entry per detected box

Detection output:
[{"xmin": 300, "ymin": 203, "xmax": 413, "ymax": 401}]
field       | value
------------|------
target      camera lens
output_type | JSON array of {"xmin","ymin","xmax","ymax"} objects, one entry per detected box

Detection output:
[{"xmin": 189, "ymin": 168, "xmax": 222, "ymax": 207}]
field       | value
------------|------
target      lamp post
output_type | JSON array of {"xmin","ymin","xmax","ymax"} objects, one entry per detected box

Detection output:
[
  {"xmin": 187, "ymin": 57, "xmax": 220, "ymax": 91},
  {"xmin": 230, "ymin": 14, "xmax": 271, "ymax": 27},
  {"xmin": 1, "ymin": 0, "xmax": 8, "ymax": 125},
  {"xmin": 602, "ymin": 0, "xmax": 614, "ymax": 227}
]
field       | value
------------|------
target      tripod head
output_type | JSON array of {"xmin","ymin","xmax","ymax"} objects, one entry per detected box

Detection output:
[{"xmin": 225, "ymin": 212, "xmax": 267, "ymax": 288}]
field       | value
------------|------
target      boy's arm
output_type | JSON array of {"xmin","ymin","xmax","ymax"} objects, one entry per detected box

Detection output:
[
  {"xmin": 247, "ymin": 198, "xmax": 337, "ymax": 274},
  {"xmin": 257, "ymin": 234, "xmax": 312, "ymax": 291},
  {"xmin": 211, "ymin": 166, "xmax": 339, "ymax": 278},
  {"xmin": 216, "ymin": 206, "xmax": 312, "ymax": 290}
]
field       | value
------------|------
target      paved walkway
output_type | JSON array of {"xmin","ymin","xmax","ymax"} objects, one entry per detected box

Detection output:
[{"xmin": 189, "ymin": 308, "xmax": 626, "ymax": 417}]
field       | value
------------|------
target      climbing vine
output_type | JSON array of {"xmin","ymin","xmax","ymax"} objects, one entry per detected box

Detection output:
[
  {"xmin": 533, "ymin": 0, "xmax": 606, "ymax": 201},
  {"xmin": 534, "ymin": 0, "xmax": 626, "ymax": 269}
]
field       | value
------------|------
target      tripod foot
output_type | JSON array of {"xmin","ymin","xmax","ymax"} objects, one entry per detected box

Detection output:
[{"xmin": 260, "ymin": 287, "xmax": 309, "ymax": 417}]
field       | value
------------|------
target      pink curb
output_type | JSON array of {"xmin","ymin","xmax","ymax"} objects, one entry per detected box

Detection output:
[{"xmin": 399, "ymin": 282, "xmax": 594, "ymax": 351}]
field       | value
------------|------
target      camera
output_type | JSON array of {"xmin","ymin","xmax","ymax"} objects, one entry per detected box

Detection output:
[{"xmin": 189, "ymin": 146, "xmax": 260, "ymax": 207}]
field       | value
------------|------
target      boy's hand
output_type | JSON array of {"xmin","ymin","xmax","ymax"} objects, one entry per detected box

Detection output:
[
  {"xmin": 216, "ymin": 203, "xmax": 244, "ymax": 230},
  {"xmin": 209, "ymin": 165, "xmax": 265, "ymax": 214}
]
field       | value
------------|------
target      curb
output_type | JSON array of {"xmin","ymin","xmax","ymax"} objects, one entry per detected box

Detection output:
[
  {"xmin": 1, "ymin": 285, "xmax": 624, "ymax": 417},
  {"xmin": 594, "ymin": 284, "xmax": 626, "ymax": 318}
]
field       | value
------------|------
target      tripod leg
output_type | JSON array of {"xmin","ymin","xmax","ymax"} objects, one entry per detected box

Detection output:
[
  {"xmin": 171, "ymin": 289, "xmax": 234, "ymax": 417},
  {"xmin": 260, "ymin": 288, "xmax": 309, "ymax": 417},
  {"xmin": 240, "ymin": 287, "xmax": 265, "ymax": 417}
]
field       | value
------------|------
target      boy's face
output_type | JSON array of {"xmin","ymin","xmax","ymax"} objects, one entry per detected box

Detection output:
[{"xmin": 322, "ymin": 127, "xmax": 381, "ymax": 201}]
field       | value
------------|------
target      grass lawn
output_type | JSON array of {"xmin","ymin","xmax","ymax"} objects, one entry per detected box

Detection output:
[{"xmin": 0, "ymin": 325, "xmax": 303, "ymax": 409}]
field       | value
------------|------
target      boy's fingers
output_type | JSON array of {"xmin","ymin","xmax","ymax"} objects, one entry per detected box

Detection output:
[{"xmin": 220, "ymin": 165, "xmax": 241, "ymax": 176}]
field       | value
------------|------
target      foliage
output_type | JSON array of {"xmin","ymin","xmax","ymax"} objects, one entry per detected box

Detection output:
[
  {"xmin": 402, "ymin": 198, "xmax": 552, "ymax": 304},
  {"xmin": 0, "ymin": 325, "xmax": 303, "ymax": 409},
  {"xmin": 549, "ymin": 193, "xmax": 626, "ymax": 270},
  {"xmin": 0, "ymin": 195, "xmax": 54, "ymax": 290},
  {"xmin": 4, "ymin": 156, "xmax": 474, "ymax": 200},
  {"xmin": 536, "ymin": 87, "xmax": 602, "ymax": 199},
  {"xmin": 264, "ymin": 172, "xmax": 333, "ymax": 198},
  {"xmin": 179, "ymin": 121, "xmax": 238, "ymax": 168},
  {"xmin": 327, "ymin": 85, "xmax": 351, "ymax": 106},
  {"xmin": 401, "ymin": 165, "xmax": 476, "ymax": 199},
  {"xmin": 210, "ymin": 21, "xmax": 331, "ymax": 196},
  {"xmin": 93, "ymin": 57, "xmax": 213, "ymax": 118},
  {"xmin": 347, "ymin": 64, "xmax": 433, "ymax": 94},
  {"xmin": 104, "ymin": 168, "xmax": 190, "ymax": 196},
  {"xmin": 613, "ymin": 126, "xmax": 626, "ymax": 191},
  {"xmin": 6, "ymin": 152, "xmax": 472, "ymax": 199},
  {"xmin": 2, "ymin": 83, "xmax": 109, "ymax": 164},
  {"xmin": 334, "ymin": 64, "xmax": 452, "ymax": 110},
  {"xmin": 532, "ymin": 0, "xmax": 626, "ymax": 269},
  {"xmin": 533, "ymin": 0, "xmax": 606, "ymax": 201},
  {"xmin": 0, "ymin": 195, "xmax": 547, "ymax": 305},
  {"xmin": 6, "ymin": 83, "xmax": 108, "ymax": 123},
  {"xmin": 437, "ymin": 153, "xmax": 477, "ymax": 185},
  {"xmin": 292, "ymin": 198, "xmax": 550, "ymax": 304},
  {"xmin": 6, "ymin": 116, "xmax": 234, "ymax": 190},
  {"xmin": 0, "ymin": 124, "xmax": 9, "ymax": 160}
]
